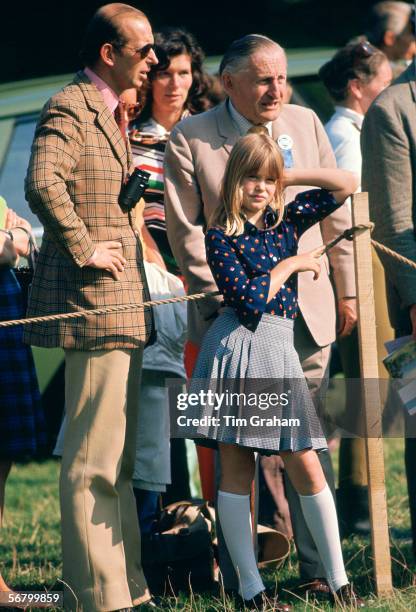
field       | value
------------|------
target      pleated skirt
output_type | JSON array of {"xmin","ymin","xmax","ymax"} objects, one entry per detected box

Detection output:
[{"xmin": 187, "ymin": 308, "xmax": 327, "ymax": 454}]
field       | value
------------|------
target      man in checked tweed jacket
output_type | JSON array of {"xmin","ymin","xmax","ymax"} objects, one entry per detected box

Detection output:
[{"xmin": 24, "ymin": 4, "xmax": 157, "ymax": 610}]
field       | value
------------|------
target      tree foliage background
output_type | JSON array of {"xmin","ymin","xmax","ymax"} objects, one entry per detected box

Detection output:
[{"xmin": 2, "ymin": 0, "xmax": 411, "ymax": 83}]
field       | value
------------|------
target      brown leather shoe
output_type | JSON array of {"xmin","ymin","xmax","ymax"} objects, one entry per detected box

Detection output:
[
  {"xmin": 238, "ymin": 587, "xmax": 292, "ymax": 611},
  {"xmin": 331, "ymin": 583, "xmax": 365, "ymax": 608},
  {"xmin": 298, "ymin": 577, "xmax": 330, "ymax": 602}
]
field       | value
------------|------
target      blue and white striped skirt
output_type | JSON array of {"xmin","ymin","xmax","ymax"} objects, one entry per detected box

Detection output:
[{"xmin": 187, "ymin": 308, "xmax": 327, "ymax": 454}]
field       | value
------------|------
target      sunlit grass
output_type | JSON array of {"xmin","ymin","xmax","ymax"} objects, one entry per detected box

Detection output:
[{"xmin": 1, "ymin": 439, "xmax": 415, "ymax": 610}]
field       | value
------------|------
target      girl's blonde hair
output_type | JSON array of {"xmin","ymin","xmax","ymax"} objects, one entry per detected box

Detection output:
[{"xmin": 210, "ymin": 127, "xmax": 285, "ymax": 236}]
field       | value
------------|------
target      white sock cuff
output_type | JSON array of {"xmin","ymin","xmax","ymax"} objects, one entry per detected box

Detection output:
[
  {"xmin": 218, "ymin": 490, "xmax": 250, "ymax": 501},
  {"xmin": 326, "ymin": 571, "xmax": 349, "ymax": 593},
  {"xmin": 298, "ymin": 482, "xmax": 330, "ymax": 500}
]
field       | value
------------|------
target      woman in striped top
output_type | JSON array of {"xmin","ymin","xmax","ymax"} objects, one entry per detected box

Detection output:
[
  {"xmin": 129, "ymin": 28, "xmax": 222, "ymax": 273},
  {"xmin": 123, "ymin": 29, "xmax": 222, "ymax": 531}
]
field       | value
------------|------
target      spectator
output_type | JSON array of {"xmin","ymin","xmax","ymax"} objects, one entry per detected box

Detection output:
[
  {"xmin": 365, "ymin": 1, "xmax": 416, "ymax": 71},
  {"xmin": 23, "ymin": 3, "xmax": 158, "ymax": 610},
  {"xmin": 53, "ymin": 201, "xmax": 188, "ymax": 541},
  {"xmin": 164, "ymin": 33, "xmax": 357, "ymax": 601},
  {"xmin": 129, "ymin": 27, "xmax": 217, "ymax": 273},
  {"xmin": 0, "ymin": 208, "xmax": 46, "ymax": 596},
  {"xmin": 362, "ymin": 54, "xmax": 416, "ymax": 559},
  {"xmin": 320, "ymin": 41, "xmax": 392, "ymax": 536},
  {"xmin": 184, "ymin": 128, "xmax": 360, "ymax": 609},
  {"xmin": 126, "ymin": 28, "xmax": 222, "ymax": 513}
]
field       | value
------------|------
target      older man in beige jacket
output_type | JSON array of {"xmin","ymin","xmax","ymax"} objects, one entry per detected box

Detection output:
[{"xmin": 164, "ymin": 34, "xmax": 356, "ymax": 594}]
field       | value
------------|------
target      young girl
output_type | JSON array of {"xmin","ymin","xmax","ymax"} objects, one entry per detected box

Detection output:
[{"xmin": 187, "ymin": 129, "xmax": 362, "ymax": 609}]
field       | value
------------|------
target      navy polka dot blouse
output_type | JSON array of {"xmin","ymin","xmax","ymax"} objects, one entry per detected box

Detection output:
[{"xmin": 206, "ymin": 188, "xmax": 340, "ymax": 331}]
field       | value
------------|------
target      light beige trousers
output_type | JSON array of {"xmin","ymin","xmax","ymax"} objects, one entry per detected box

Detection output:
[{"xmin": 61, "ymin": 348, "xmax": 149, "ymax": 612}]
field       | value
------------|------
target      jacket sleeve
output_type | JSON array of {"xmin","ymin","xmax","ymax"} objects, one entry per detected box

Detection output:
[
  {"xmin": 286, "ymin": 189, "xmax": 341, "ymax": 236},
  {"xmin": 314, "ymin": 111, "xmax": 356, "ymax": 299},
  {"xmin": 164, "ymin": 125, "xmax": 222, "ymax": 319},
  {"xmin": 25, "ymin": 96, "xmax": 95, "ymax": 266},
  {"xmin": 362, "ymin": 100, "xmax": 416, "ymax": 308}
]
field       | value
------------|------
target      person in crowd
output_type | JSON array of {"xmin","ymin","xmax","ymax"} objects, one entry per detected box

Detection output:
[
  {"xmin": 129, "ymin": 27, "xmax": 219, "ymax": 272},
  {"xmin": 52, "ymin": 198, "xmax": 187, "ymax": 546},
  {"xmin": 164, "ymin": 33, "xmax": 357, "ymax": 601},
  {"xmin": 362, "ymin": 53, "xmax": 416, "ymax": 559},
  {"xmin": 131, "ymin": 221, "xmax": 187, "ymax": 536},
  {"xmin": 126, "ymin": 28, "xmax": 223, "ymax": 516},
  {"xmin": 0, "ymin": 207, "xmax": 46, "ymax": 596},
  {"xmin": 364, "ymin": 1, "xmax": 416, "ymax": 73},
  {"xmin": 184, "ymin": 128, "xmax": 361, "ymax": 609},
  {"xmin": 319, "ymin": 40, "xmax": 392, "ymax": 536},
  {"xmin": 23, "ymin": 4, "xmax": 158, "ymax": 610}
]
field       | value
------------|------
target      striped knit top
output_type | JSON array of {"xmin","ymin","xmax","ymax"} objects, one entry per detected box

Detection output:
[
  {"xmin": 129, "ymin": 117, "xmax": 168, "ymax": 234},
  {"xmin": 129, "ymin": 114, "xmax": 190, "ymax": 274}
]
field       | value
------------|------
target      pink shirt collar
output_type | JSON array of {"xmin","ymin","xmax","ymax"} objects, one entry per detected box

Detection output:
[{"xmin": 84, "ymin": 67, "xmax": 119, "ymax": 113}]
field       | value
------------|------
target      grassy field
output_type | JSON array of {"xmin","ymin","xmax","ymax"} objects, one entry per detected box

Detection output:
[{"xmin": 1, "ymin": 439, "xmax": 415, "ymax": 610}]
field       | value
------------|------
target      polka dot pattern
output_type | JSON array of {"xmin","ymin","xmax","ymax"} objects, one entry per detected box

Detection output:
[{"xmin": 206, "ymin": 189, "xmax": 339, "ymax": 331}]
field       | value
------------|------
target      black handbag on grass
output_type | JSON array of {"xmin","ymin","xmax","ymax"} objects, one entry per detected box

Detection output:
[{"xmin": 141, "ymin": 500, "xmax": 216, "ymax": 596}]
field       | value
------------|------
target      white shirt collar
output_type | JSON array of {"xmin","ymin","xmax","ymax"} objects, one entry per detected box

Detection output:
[
  {"xmin": 334, "ymin": 106, "xmax": 364, "ymax": 130},
  {"xmin": 228, "ymin": 99, "xmax": 272, "ymax": 137},
  {"xmin": 138, "ymin": 117, "xmax": 169, "ymax": 137}
]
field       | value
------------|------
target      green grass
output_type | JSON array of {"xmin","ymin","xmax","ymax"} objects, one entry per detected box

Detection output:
[{"xmin": 1, "ymin": 440, "xmax": 415, "ymax": 610}]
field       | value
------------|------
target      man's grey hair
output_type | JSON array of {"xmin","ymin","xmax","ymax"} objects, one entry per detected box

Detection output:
[
  {"xmin": 365, "ymin": 1, "xmax": 414, "ymax": 46},
  {"xmin": 219, "ymin": 34, "xmax": 285, "ymax": 75}
]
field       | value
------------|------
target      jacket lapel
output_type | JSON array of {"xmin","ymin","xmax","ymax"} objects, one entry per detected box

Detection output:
[
  {"xmin": 271, "ymin": 113, "xmax": 292, "ymax": 142},
  {"xmin": 74, "ymin": 72, "xmax": 129, "ymax": 176},
  {"xmin": 215, "ymin": 101, "xmax": 241, "ymax": 155}
]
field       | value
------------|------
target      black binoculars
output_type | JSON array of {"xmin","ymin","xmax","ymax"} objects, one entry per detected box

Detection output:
[{"xmin": 119, "ymin": 168, "xmax": 151, "ymax": 212}]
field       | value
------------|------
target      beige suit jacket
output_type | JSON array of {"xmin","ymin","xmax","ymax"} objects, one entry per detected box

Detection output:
[
  {"xmin": 362, "ymin": 63, "xmax": 416, "ymax": 333},
  {"xmin": 24, "ymin": 72, "xmax": 153, "ymax": 350},
  {"xmin": 164, "ymin": 100, "xmax": 356, "ymax": 346}
]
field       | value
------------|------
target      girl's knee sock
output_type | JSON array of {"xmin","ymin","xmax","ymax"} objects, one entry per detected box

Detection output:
[
  {"xmin": 299, "ymin": 483, "xmax": 348, "ymax": 593},
  {"xmin": 217, "ymin": 490, "xmax": 265, "ymax": 600}
]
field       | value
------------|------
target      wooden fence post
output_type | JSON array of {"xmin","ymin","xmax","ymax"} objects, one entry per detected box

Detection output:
[{"xmin": 351, "ymin": 192, "xmax": 392, "ymax": 596}]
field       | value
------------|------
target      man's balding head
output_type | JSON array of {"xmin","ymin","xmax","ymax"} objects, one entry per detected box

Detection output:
[
  {"xmin": 219, "ymin": 34, "xmax": 286, "ymax": 76},
  {"xmin": 219, "ymin": 34, "xmax": 287, "ymax": 125},
  {"xmin": 80, "ymin": 3, "xmax": 148, "ymax": 68}
]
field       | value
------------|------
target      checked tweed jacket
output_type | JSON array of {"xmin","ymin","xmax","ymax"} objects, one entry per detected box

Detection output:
[{"xmin": 24, "ymin": 72, "xmax": 153, "ymax": 350}]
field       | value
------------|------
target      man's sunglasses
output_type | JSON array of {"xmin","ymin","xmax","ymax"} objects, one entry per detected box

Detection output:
[{"xmin": 114, "ymin": 42, "xmax": 155, "ymax": 59}]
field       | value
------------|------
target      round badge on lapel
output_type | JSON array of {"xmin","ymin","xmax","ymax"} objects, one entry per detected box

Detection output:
[{"xmin": 277, "ymin": 134, "xmax": 293, "ymax": 150}]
